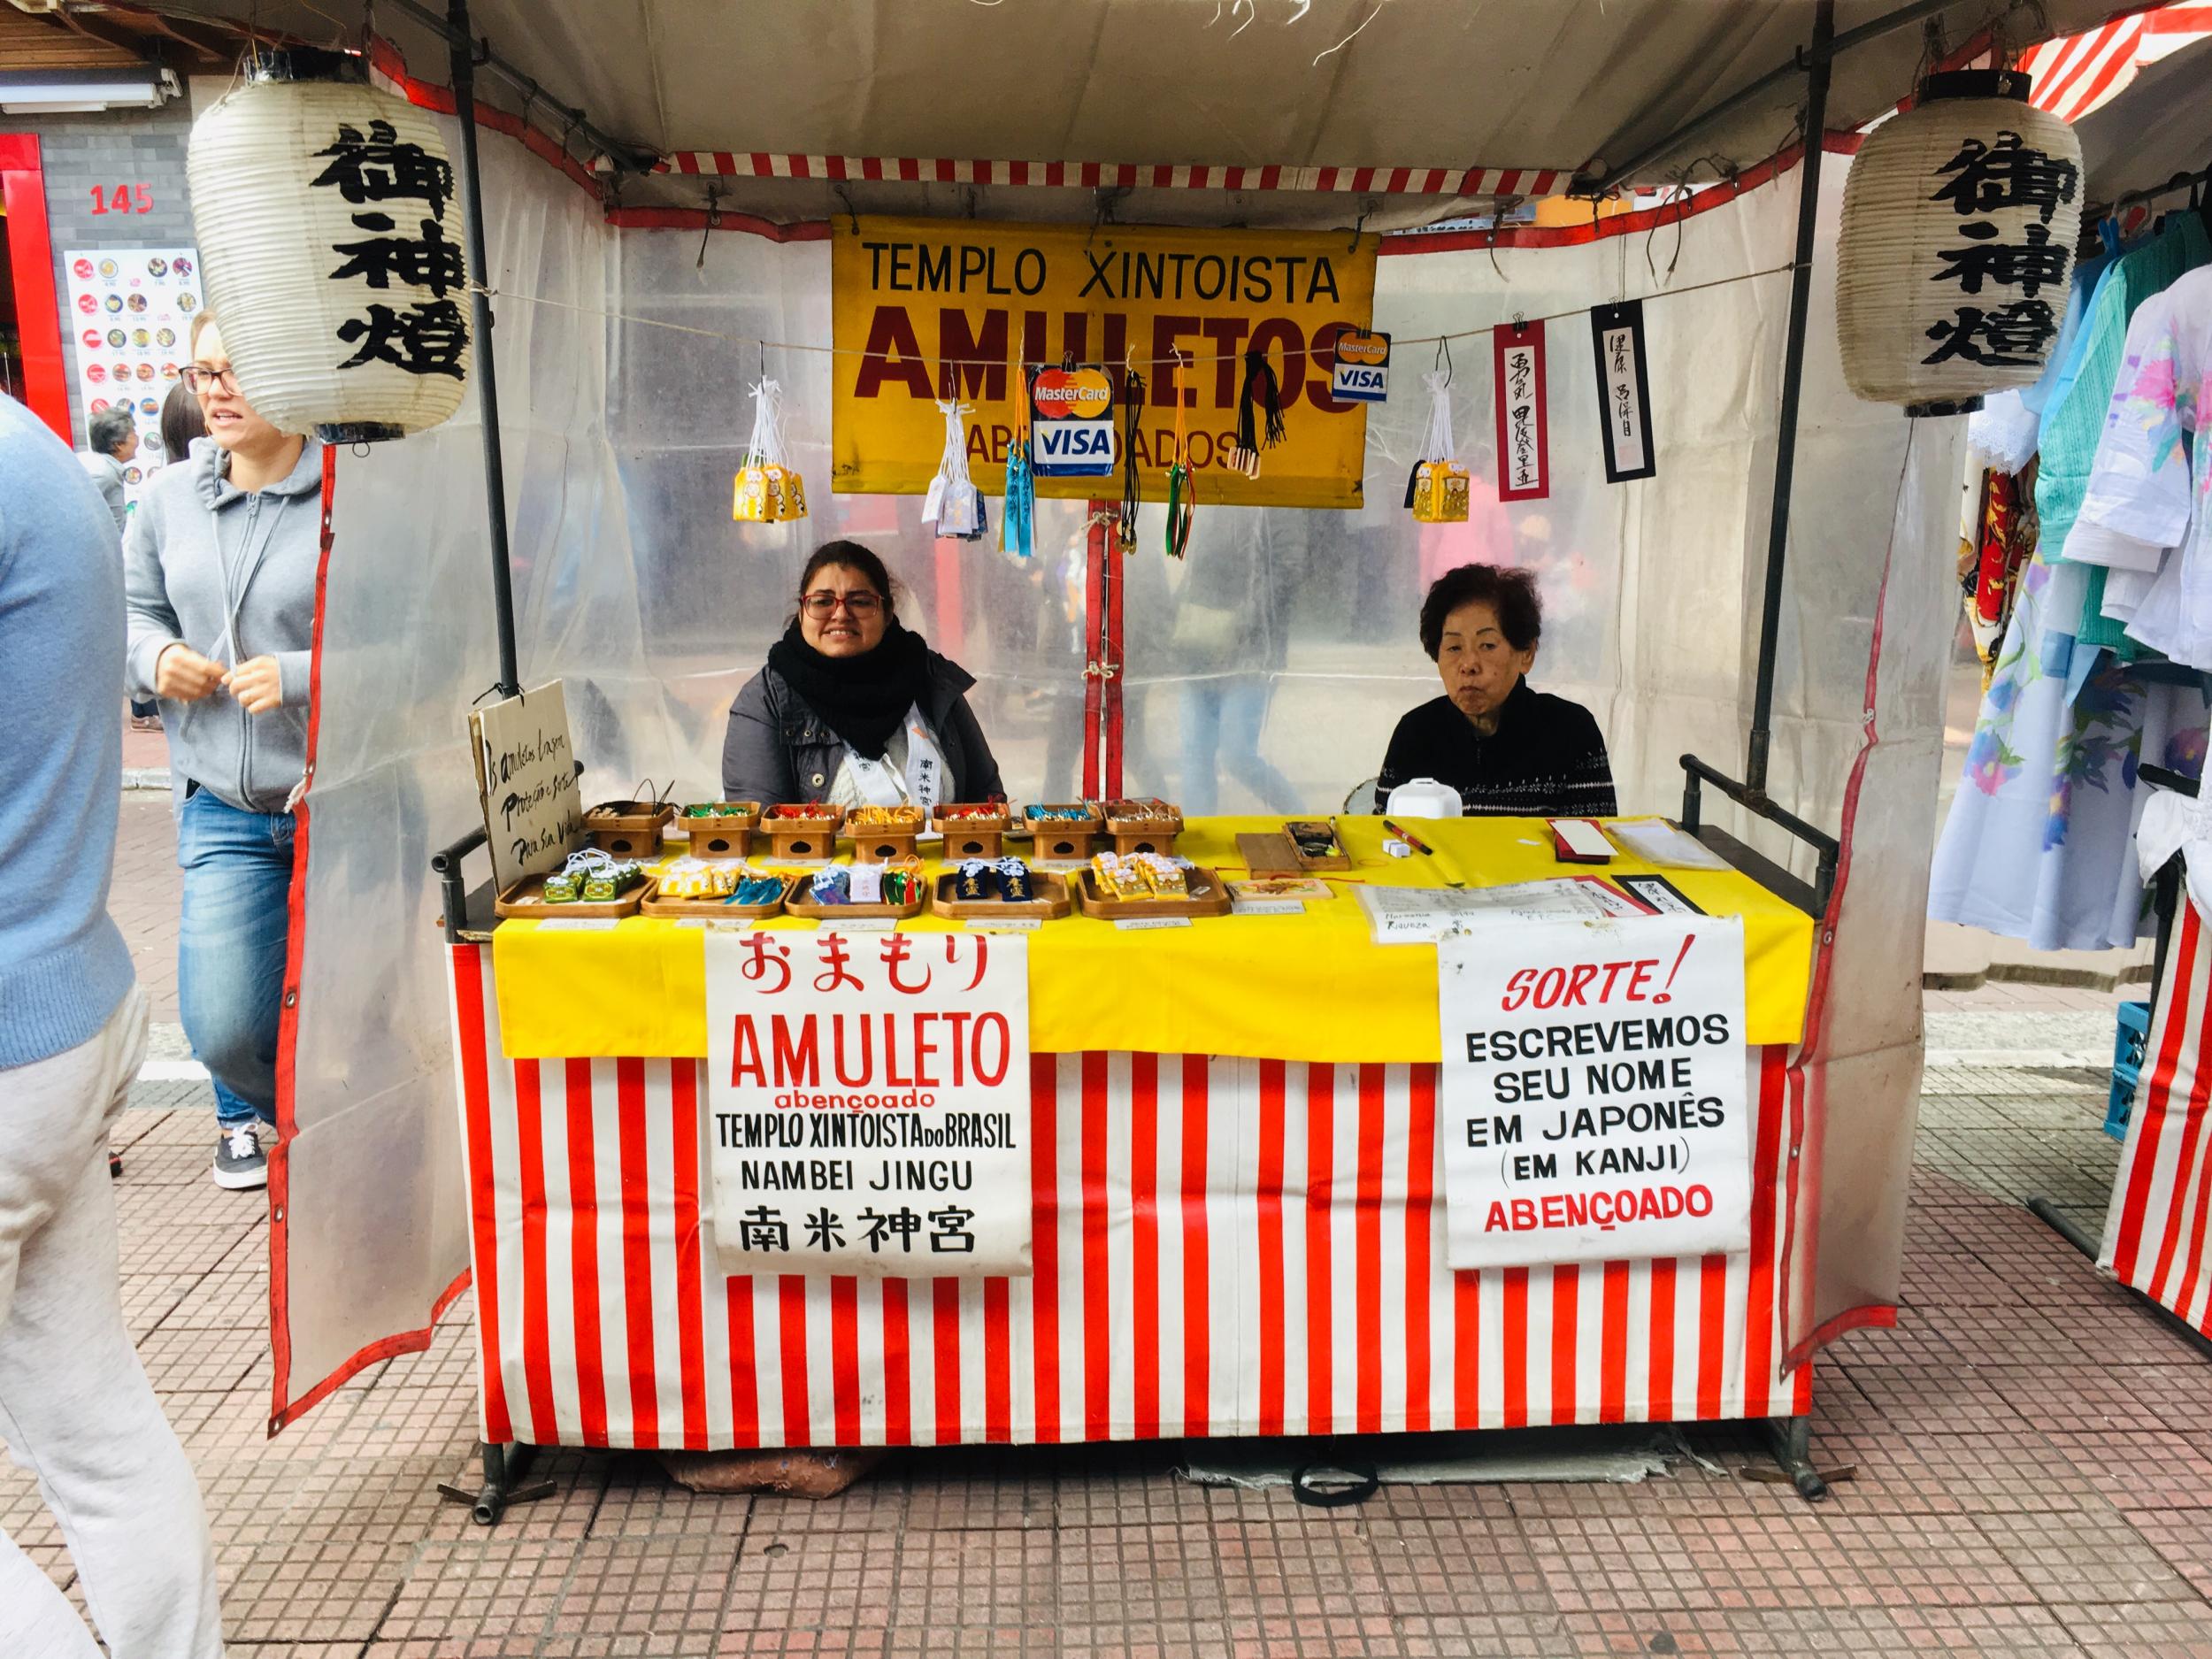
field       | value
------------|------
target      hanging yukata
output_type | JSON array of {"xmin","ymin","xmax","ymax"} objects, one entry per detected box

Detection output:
[
  {"xmin": 2071, "ymin": 267, "xmax": 2212, "ymax": 672},
  {"xmin": 1929, "ymin": 219, "xmax": 2212, "ymax": 951}
]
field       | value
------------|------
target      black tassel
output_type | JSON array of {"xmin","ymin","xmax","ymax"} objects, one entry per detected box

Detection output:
[
  {"xmin": 1119, "ymin": 370, "xmax": 1144, "ymax": 546},
  {"xmin": 1402, "ymin": 461, "xmax": 1423, "ymax": 511},
  {"xmin": 1233, "ymin": 349, "xmax": 1284, "ymax": 478}
]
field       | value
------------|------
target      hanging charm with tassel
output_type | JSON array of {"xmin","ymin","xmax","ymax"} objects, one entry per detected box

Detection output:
[
  {"xmin": 1164, "ymin": 349, "xmax": 1196, "ymax": 558},
  {"xmin": 923, "ymin": 395, "xmax": 987, "ymax": 540},
  {"xmin": 1001, "ymin": 358, "xmax": 1035, "ymax": 562},
  {"xmin": 1405, "ymin": 342, "xmax": 1469, "ymax": 523},
  {"xmin": 1229, "ymin": 347, "xmax": 1286, "ymax": 478}
]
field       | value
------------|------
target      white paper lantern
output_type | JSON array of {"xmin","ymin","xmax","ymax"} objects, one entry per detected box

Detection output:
[
  {"xmin": 187, "ymin": 52, "xmax": 470, "ymax": 442},
  {"xmin": 1836, "ymin": 68, "xmax": 2083, "ymax": 417}
]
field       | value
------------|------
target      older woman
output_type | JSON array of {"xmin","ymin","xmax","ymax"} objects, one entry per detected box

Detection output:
[
  {"xmin": 1377, "ymin": 562, "xmax": 1616, "ymax": 818},
  {"xmin": 724, "ymin": 540, "xmax": 1004, "ymax": 807}
]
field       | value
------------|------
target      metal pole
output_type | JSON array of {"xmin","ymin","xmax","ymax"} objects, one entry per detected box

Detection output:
[
  {"xmin": 1744, "ymin": 0, "xmax": 1835, "ymax": 800},
  {"xmin": 446, "ymin": 0, "xmax": 522, "ymax": 700}
]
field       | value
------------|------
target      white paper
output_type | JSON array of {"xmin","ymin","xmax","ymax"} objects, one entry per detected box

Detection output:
[
  {"xmin": 534, "ymin": 917, "xmax": 618, "ymax": 932},
  {"xmin": 706, "ymin": 929, "xmax": 1032, "ymax": 1276},
  {"xmin": 1438, "ymin": 916, "xmax": 1752, "ymax": 1270},
  {"xmin": 1231, "ymin": 898, "xmax": 1305, "ymax": 917},
  {"xmin": 1609, "ymin": 819, "xmax": 1730, "ymax": 872},
  {"xmin": 1115, "ymin": 916, "xmax": 1194, "ymax": 931}
]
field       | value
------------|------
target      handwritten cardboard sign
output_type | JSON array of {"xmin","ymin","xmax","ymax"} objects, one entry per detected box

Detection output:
[{"xmin": 468, "ymin": 680, "xmax": 583, "ymax": 895}]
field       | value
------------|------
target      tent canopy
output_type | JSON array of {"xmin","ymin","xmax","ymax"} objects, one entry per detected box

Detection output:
[{"xmin": 165, "ymin": 0, "xmax": 2130, "ymax": 224}]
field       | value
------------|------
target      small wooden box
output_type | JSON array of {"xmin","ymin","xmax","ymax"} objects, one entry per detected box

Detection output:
[
  {"xmin": 760, "ymin": 805, "xmax": 845, "ymax": 861},
  {"xmin": 678, "ymin": 803, "xmax": 759, "ymax": 859},
  {"xmin": 847, "ymin": 810, "xmax": 928, "ymax": 864},
  {"xmin": 1104, "ymin": 801, "xmax": 1183, "ymax": 857},
  {"xmin": 583, "ymin": 800, "xmax": 674, "ymax": 857},
  {"xmin": 934, "ymin": 804, "xmax": 1012, "ymax": 860},
  {"xmin": 785, "ymin": 871, "xmax": 927, "ymax": 922},
  {"xmin": 1024, "ymin": 806, "xmax": 1104, "ymax": 861}
]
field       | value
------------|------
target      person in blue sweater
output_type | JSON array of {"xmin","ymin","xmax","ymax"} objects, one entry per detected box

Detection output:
[{"xmin": 0, "ymin": 393, "xmax": 226, "ymax": 1655}]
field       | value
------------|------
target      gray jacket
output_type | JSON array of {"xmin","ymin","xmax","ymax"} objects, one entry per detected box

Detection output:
[
  {"xmin": 80, "ymin": 451, "xmax": 127, "ymax": 534},
  {"xmin": 722, "ymin": 655, "xmax": 1004, "ymax": 805},
  {"xmin": 125, "ymin": 434, "xmax": 324, "ymax": 813}
]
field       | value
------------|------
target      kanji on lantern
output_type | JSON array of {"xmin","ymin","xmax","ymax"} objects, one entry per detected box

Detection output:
[
  {"xmin": 310, "ymin": 117, "xmax": 456, "ymax": 217},
  {"xmin": 1929, "ymin": 131, "xmax": 2078, "ymax": 224},
  {"xmin": 328, "ymin": 213, "xmax": 464, "ymax": 296},
  {"xmin": 335, "ymin": 299, "xmax": 468, "ymax": 378},
  {"xmin": 1929, "ymin": 221, "xmax": 2068, "ymax": 298},
  {"xmin": 1922, "ymin": 299, "xmax": 2057, "ymax": 368}
]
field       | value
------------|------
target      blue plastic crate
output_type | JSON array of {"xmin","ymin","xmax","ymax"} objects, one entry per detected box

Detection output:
[{"xmin": 2106, "ymin": 998, "xmax": 2153, "ymax": 1141}]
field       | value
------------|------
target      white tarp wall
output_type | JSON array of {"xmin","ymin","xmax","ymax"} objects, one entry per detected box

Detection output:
[{"xmin": 279, "ymin": 114, "xmax": 1958, "ymax": 1416}]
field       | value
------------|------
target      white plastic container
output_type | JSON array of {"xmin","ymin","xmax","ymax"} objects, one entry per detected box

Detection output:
[{"xmin": 1384, "ymin": 778, "xmax": 1463, "ymax": 818}]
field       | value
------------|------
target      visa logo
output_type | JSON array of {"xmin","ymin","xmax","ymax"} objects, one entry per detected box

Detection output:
[
  {"xmin": 1033, "ymin": 419, "xmax": 1117, "ymax": 474},
  {"xmin": 1332, "ymin": 365, "xmax": 1387, "ymax": 402}
]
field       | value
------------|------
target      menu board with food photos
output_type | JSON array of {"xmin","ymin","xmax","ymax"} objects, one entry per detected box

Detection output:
[{"xmin": 64, "ymin": 247, "xmax": 203, "ymax": 516}]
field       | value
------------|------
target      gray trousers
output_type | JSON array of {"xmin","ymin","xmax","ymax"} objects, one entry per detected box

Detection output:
[{"xmin": 0, "ymin": 988, "xmax": 225, "ymax": 1658}]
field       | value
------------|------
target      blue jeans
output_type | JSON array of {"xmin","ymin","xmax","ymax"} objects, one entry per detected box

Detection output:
[
  {"xmin": 176, "ymin": 787, "xmax": 294, "ymax": 1130},
  {"xmin": 1179, "ymin": 674, "xmax": 1302, "ymax": 816}
]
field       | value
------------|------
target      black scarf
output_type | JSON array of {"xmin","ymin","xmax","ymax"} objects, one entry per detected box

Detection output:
[{"xmin": 766, "ymin": 618, "xmax": 933, "ymax": 762}]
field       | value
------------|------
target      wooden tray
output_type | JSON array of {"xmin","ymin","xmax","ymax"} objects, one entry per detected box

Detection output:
[
  {"xmin": 930, "ymin": 869, "xmax": 1073, "ymax": 921},
  {"xmin": 495, "ymin": 872, "xmax": 653, "ymax": 919},
  {"xmin": 584, "ymin": 800, "xmax": 674, "ymax": 857},
  {"xmin": 1075, "ymin": 864, "xmax": 1233, "ymax": 920},
  {"xmin": 760, "ymin": 805, "xmax": 846, "ymax": 860},
  {"xmin": 1239, "ymin": 824, "xmax": 1353, "ymax": 874},
  {"xmin": 639, "ymin": 872, "xmax": 792, "ymax": 920},
  {"xmin": 1024, "ymin": 809, "xmax": 1105, "ymax": 861},
  {"xmin": 934, "ymin": 804, "xmax": 1012, "ymax": 860},
  {"xmin": 785, "ymin": 871, "xmax": 928, "ymax": 922},
  {"xmin": 1284, "ymin": 818, "xmax": 1354, "ymax": 872}
]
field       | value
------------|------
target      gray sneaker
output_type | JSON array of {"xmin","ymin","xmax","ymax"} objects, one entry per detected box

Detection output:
[{"xmin": 212, "ymin": 1122, "xmax": 267, "ymax": 1189}]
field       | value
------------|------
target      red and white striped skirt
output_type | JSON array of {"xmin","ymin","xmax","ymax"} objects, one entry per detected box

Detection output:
[
  {"xmin": 450, "ymin": 942, "xmax": 1810, "ymax": 1448},
  {"xmin": 2103, "ymin": 898, "xmax": 2212, "ymax": 1337}
]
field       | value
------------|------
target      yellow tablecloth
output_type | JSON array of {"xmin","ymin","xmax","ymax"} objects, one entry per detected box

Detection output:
[{"xmin": 489, "ymin": 816, "xmax": 1814, "ymax": 1062}]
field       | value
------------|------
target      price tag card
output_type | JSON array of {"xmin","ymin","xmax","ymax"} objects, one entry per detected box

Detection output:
[
  {"xmin": 820, "ymin": 916, "xmax": 898, "ymax": 933},
  {"xmin": 534, "ymin": 917, "xmax": 618, "ymax": 932},
  {"xmin": 1115, "ymin": 916, "xmax": 1194, "ymax": 931},
  {"xmin": 1232, "ymin": 898, "xmax": 1305, "ymax": 917},
  {"xmin": 971, "ymin": 918, "xmax": 1044, "ymax": 933}
]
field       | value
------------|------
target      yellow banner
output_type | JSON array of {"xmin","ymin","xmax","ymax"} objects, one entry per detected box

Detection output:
[{"xmin": 831, "ymin": 217, "xmax": 1379, "ymax": 509}]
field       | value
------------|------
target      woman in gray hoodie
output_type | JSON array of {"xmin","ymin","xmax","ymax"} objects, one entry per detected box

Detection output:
[{"xmin": 124, "ymin": 311, "xmax": 321, "ymax": 1192}]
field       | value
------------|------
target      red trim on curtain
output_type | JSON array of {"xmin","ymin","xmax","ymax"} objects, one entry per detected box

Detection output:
[{"xmin": 0, "ymin": 134, "xmax": 73, "ymax": 443}]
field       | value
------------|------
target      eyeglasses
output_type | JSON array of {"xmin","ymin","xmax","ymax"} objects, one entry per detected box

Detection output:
[
  {"xmin": 181, "ymin": 365, "xmax": 237, "ymax": 394},
  {"xmin": 802, "ymin": 591, "xmax": 883, "ymax": 617}
]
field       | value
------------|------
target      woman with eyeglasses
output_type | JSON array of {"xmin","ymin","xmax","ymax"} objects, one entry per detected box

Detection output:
[
  {"xmin": 722, "ymin": 540, "xmax": 1004, "ymax": 808},
  {"xmin": 123, "ymin": 311, "xmax": 322, "ymax": 1193}
]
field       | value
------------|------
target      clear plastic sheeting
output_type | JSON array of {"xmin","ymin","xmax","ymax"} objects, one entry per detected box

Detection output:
[
  {"xmin": 279, "ymin": 116, "xmax": 635, "ymax": 1417},
  {"xmin": 282, "ymin": 120, "xmax": 1954, "ymax": 1418}
]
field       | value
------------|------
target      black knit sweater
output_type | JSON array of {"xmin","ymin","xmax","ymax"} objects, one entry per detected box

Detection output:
[{"xmin": 1377, "ymin": 677, "xmax": 1617, "ymax": 818}]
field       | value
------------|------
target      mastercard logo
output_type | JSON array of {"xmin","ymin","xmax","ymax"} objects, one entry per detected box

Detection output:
[
  {"xmin": 1032, "ymin": 366, "xmax": 1114, "ymax": 420},
  {"xmin": 1335, "ymin": 328, "xmax": 1389, "ymax": 365}
]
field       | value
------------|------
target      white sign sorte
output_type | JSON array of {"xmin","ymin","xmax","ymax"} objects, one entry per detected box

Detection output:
[
  {"xmin": 706, "ymin": 928, "xmax": 1032, "ymax": 1276},
  {"xmin": 1439, "ymin": 915, "xmax": 1753, "ymax": 1270}
]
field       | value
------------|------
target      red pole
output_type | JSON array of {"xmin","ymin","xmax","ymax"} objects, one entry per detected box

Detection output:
[{"xmin": 1081, "ymin": 502, "xmax": 1109, "ymax": 797}]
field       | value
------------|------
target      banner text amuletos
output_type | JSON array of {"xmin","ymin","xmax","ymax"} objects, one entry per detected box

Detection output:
[{"xmin": 833, "ymin": 217, "xmax": 1379, "ymax": 508}]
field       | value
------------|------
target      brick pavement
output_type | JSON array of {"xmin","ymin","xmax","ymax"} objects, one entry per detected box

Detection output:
[
  {"xmin": 2, "ymin": 981, "xmax": 2205, "ymax": 1657},
  {"xmin": 35, "ymin": 787, "xmax": 2212, "ymax": 1656}
]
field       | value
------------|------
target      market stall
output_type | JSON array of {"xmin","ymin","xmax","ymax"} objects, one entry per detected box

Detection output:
[
  {"xmin": 448, "ymin": 815, "xmax": 1816, "ymax": 1450},
  {"xmin": 155, "ymin": 0, "xmax": 2135, "ymax": 1496}
]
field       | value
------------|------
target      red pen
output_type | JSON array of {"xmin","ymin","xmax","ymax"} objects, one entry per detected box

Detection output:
[{"xmin": 1382, "ymin": 817, "xmax": 1435, "ymax": 856}]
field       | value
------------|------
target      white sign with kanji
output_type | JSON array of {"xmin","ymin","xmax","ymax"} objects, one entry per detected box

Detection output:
[{"xmin": 705, "ymin": 928, "xmax": 1032, "ymax": 1276}]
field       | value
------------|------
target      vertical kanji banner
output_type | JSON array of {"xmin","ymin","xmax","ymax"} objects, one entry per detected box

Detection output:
[
  {"xmin": 1493, "ymin": 319, "xmax": 1549, "ymax": 501},
  {"xmin": 1590, "ymin": 299, "xmax": 1657, "ymax": 482},
  {"xmin": 705, "ymin": 928, "xmax": 1033, "ymax": 1276}
]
